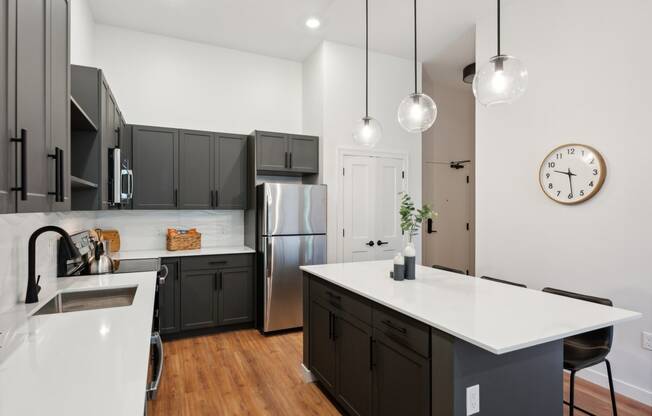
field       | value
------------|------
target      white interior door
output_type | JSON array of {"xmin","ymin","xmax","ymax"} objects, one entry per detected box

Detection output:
[
  {"xmin": 342, "ymin": 155, "xmax": 405, "ymax": 262},
  {"xmin": 422, "ymin": 162, "xmax": 473, "ymax": 274}
]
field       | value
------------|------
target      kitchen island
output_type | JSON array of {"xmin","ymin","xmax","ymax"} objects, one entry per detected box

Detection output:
[
  {"xmin": 300, "ymin": 261, "xmax": 640, "ymax": 416},
  {"xmin": 0, "ymin": 271, "xmax": 157, "ymax": 415}
]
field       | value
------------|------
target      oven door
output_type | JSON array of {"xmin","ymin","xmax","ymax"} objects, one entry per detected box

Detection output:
[{"xmin": 146, "ymin": 264, "xmax": 167, "ymax": 401}]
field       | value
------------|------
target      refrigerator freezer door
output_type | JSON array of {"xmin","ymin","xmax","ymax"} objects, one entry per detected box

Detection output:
[
  {"xmin": 261, "ymin": 183, "xmax": 327, "ymax": 236},
  {"xmin": 263, "ymin": 234, "xmax": 326, "ymax": 332}
]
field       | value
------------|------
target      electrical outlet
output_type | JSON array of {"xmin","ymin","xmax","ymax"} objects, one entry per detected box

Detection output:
[
  {"xmin": 643, "ymin": 332, "xmax": 652, "ymax": 351},
  {"xmin": 466, "ymin": 384, "xmax": 480, "ymax": 415}
]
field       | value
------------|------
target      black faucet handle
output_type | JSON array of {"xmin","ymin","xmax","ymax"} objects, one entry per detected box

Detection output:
[{"xmin": 36, "ymin": 275, "xmax": 42, "ymax": 293}]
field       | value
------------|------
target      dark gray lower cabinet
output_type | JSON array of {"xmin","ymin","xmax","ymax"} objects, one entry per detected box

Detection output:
[
  {"xmin": 372, "ymin": 331, "xmax": 430, "ymax": 416},
  {"xmin": 159, "ymin": 258, "xmax": 180, "ymax": 335},
  {"xmin": 218, "ymin": 267, "xmax": 252, "ymax": 325},
  {"xmin": 180, "ymin": 270, "xmax": 219, "ymax": 330},
  {"xmin": 309, "ymin": 300, "xmax": 337, "ymax": 392},
  {"xmin": 336, "ymin": 315, "xmax": 373, "ymax": 416}
]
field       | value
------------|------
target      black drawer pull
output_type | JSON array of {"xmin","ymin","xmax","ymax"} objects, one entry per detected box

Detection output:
[
  {"xmin": 381, "ymin": 319, "xmax": 407, "ymax": 334},
  {"xmin": 209, "ymin": 261, "xmax": 227, "ymax": 265},
  {"xmin": 11, "ymin": 129, "xmax": 27, "ymax": 200},
  {"xmin": 326, "ymin": 291, "xmax": 341, "ymax": 300}
]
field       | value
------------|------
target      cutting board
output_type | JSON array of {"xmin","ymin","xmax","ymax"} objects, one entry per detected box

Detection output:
[{"xmin": 96, "ymin": 229, "xmax": 121, "ymax": 252}]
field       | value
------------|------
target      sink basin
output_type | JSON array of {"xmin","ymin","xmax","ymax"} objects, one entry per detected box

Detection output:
[{"xmin": 33, "ymin": 287, "xmax": 137, "ymax": 316}]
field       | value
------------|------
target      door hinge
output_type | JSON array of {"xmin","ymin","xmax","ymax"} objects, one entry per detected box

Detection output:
[
  {"xmin": 466, "ymin": 270, "xmax": 470, "ymax": 275},
  {"xmin": 466, "ymin": 223, "xmax": 470, "ymax": 231},
  {"xmin": 342, "ymin": 167, "xmax": 345, "ymax": 176},
  {"xmin": 402, "ymin": 170, "xmax": 405, "ymax": 179},
  {"xmin": 466, "ymin": 175, "xmax": 470, "ymax": 184},
  {"xmin": 342, "ymin": 229, "xmax": 345, "ymax": 238}
]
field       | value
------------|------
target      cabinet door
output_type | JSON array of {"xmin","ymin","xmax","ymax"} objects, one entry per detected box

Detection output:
[
  {"xmin": 336, "ymin": 316, "xmax": 373, "ymax": 416},
  {"xmin": 180, "ymin": 270, "xmax": 218, "ymax": 330},
  {"xmin": 0, "ymin": 0, "xmax": 10, "ymax": 213},
  {"xmin": 132, "ymin": 126, "xmax": 179, "ymax": 209},
  {"xmin": 217, "ymin": 267, "xmax": 252, "ymax": 325},
  {"xmin": 214, "ymin": 134, "xmax": 246, "ymax": 209},
  {"xmin": 159, "ymin": 258, "xmax": 180, "ymax": 335},
  {"xmin": 179, "ymin": 130, "xmax": 212, "ymax": 209},
  {"xmin": 48, "ymin": 0, "xmax": 70, "ymax": 212},
  {"xmin": 100, "ymin": 82, "xmax": 118, "ymax": 209},
  {"xmin": 15, "ymin": 0, "xmax": 49, "ymax": 212},
  {"xmin": 372, "ymin": 334, "xmax": 430, "ymax": 416},
  {"xmin": 289, "ymin": 135, "xmax": 318, "ymax": 173},
  {"xmin": 256, "ymin": 132, "xmax": 288, "ymax": 172},
  {"xmin": 309, "ymin": 300, "xmax": 337, "ymax": 393}
]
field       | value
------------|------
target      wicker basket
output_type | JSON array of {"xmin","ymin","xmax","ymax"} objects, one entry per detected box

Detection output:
[{"xmin": 167, "ymin": 229, "xmax": 201, "ymax": 251}]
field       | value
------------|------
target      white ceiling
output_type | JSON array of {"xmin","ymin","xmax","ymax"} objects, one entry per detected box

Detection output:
[{"xmin": 88, "ymin": 0, "xmax": 490, "ymax": 84}]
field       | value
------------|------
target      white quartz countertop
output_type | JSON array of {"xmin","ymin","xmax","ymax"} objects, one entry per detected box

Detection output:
[
  {"xmin": 112, "ymin": 245, "xmax": 255, "ymax": 260},
  {"xmin": 300, "ymin": 261, "xmax": 641, "ymax": 355},
  {"xmin": 0, "ymin": 271, "xmax": 157, "ymax": 416}
]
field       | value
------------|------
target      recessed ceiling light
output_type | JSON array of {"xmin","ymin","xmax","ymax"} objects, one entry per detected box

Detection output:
[{"xmin": 305, "ymin": 17, "xmax": 321, "ymax": 29}]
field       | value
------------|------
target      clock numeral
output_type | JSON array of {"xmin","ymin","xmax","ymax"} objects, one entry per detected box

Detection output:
[
  {"xmin": 545, "ymin": 173, "xmax": 550, "ymax": 179},
  {"xmin": 567, "ymin": 148, "xmax": 575, "ymax": 155},
  {"xmin": 593, "ymin": 169, "xmax": 598, "ymax": 175},
  {"xmin": 548, "ymin": 183, "xmax": 553, "ymax": 189},
  {"xmin": 568, "ymin": 193, "xmax": 573, "ymax": 200},
  {"xmin": 548, "ymin": 162, "xmax": 556, "ymax": 168},
  {"xmin": 590, "ymin": 157, "xmax": 595, "ymax": 164},
  {"xmin": 556, "ymin": 153, "xmax": 563, "ymax": 159},
  {"xmin": 581, "ymin": 150, "xmax": 585, "ymax": 156},
  {"xmin": 579, "ymin": 190, "xmax": 585, "ymax": 197},
  {"xmin": 589, "ymin": 181, "xmax": 594, "ymax": 187},
  {"xmin": 556, "ymin": 191, "xmax": 561, "ymax": 197}
]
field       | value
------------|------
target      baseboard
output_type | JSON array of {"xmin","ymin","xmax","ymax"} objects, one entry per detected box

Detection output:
[
  {"xmin": 574, "ymin": 367, "xmax": 652, "ymax": 407},
  {"xmin": 300, "ymin": 363, "xmax": 316, "ymax": 383}
]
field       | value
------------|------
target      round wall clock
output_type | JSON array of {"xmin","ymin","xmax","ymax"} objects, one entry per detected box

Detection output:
[{"xmin": 539, "ymin": 144, "xmax": 606, "ymax": 205}]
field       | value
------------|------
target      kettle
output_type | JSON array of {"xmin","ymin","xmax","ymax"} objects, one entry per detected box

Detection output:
[{"xmin": 89, "ymin": 240, "xmax": 115, "ymax": 274}]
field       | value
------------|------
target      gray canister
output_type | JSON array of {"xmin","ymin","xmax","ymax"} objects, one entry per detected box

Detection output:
[
  {"xmin": 393, "ymin": 264, "xmax": 405, "ymax": 281},
  {"xmin": 404, "ymin": 256, "xmax": 416, "ymax": 280}
]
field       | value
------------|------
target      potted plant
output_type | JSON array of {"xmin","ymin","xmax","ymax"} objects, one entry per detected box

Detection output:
[{"xmin": 399, "ymin": 192, "xmax": 436, "ymax": 278}]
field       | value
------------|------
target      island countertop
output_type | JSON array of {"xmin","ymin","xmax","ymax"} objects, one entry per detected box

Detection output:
[
  {"xmin": 0, "ymin": 271, "xmax": 157, "ymax": 416},
  {"xmin": 300, "ymin": 261, "xmax": 641, "ymax": 354}
]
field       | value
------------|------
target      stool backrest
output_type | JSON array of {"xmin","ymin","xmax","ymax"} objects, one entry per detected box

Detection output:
[
  {"xmin": 480, "ymin": 275, "xmax": 527, "ymax": 288},
  {"xmin": 432, "ymin": 265, "xmax": 465, "ymax": 275}
]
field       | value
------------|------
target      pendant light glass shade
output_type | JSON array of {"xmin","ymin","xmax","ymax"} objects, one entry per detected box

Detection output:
[
  {"xmin": 473, "ymin": 55, "xmax": 528, "ymax": 107},
  {"xmin": 398, "ymin": 0, "xmax": 436, "ymax": 133},
  {"xmin": 397, "ymin": 93, "xmax": 437, "ymax": 133},
  {"xmin": 353, "ymin": 116, "xmax": 382, "ymax": 148}
]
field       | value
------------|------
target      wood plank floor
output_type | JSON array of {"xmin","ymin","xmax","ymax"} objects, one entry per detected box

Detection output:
[{"xmin": 149, "ymin": 329, "xmax": 651, "ymax": 416}]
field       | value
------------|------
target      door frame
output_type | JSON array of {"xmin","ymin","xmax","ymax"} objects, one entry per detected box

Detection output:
[{"xmin": 336, "ymin": 147, "xmax": 409, "ymax": 263}]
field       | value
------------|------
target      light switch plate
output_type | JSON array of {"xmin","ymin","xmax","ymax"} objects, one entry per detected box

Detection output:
[
  {"xmin": 466, "ymin": 384, "xmax": 480, "ymax": 415},
  {"xmin": 643, "ymin": 332, "xmax": 652, "ymax": 351}
]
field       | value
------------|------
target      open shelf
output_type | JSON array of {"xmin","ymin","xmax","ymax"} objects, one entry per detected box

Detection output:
[
  {"xmin": 70, "ymin": 175, "xmax": 98, "ymax": 189},
  {"xmin": 71, "ymin": 96, "xmax": 98, "ymax": 132}
]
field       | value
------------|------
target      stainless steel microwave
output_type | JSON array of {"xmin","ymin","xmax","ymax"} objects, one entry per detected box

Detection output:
[{"xmin": 109, "ymin": 147, "xmax": 133, "ymax": 206}]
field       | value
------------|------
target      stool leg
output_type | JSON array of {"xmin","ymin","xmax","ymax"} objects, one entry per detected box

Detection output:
[
  {"xmin": 569, "ymin": 370, "xmax": 576, "ymax": 416},
  {"xmin": 605, "ymin": 360, "xmax": 617, "ymax": 416}
]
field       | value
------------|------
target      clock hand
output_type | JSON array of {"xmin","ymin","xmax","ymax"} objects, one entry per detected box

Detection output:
[
  {"xmin": 568, "ymin": 173, "xmax": 574, "ymax": 196},
  {"xmin": 554, "ymin": 170, "xmax": 570, "ymax": 176},
  {"xmin": 566, "ymin": 168, "xmax": 577, "ymax": 177}
]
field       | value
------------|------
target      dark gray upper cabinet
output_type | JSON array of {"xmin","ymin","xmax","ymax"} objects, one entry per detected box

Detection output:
[
  {"xmin": 160, "ymin": 258, "xmax": 180, "ymax": 335},
  {"xmin": 218, "ymin": 267, "xmax": 252, "ymax": 325},
  {"xmin": 0, "ymin": 0, "xmax": 9, "ymax": 213},
  {"xmin": 256, "ymin": 131, "xmax": 288, "ymax": 172},
  {"xmin": 214, "ymin": 134, "xmax": 247, "ymax": 209},
  {"xmin": 179, "ymin": 130, "xmax": 212, "ymax": 209},
  {"xmin": 180, "ymin": 270, "xmax": 219, "ymax": 330},
  {"xmin": 254, "ymin": 131, "xmax": 319, "ymax": 175},
  {"xmin": 132, "ymin": 125, "xmax": 179, "ymax": 210},
  {"xmin": 288, "ymin": 135, "xmax": 318, "ymax": 173}
]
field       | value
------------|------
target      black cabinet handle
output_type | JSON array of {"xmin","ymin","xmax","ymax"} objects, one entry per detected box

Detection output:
[
  {"xmin": 381, "ymin": 319, "xmax": 407, "ymax": 334},
  {"xmin": 174, "ymin": 189, "xmax": 178, "ymax": 206},
  {"xmin": 11, "ymin": 129, "xmax": 27, "ymax": 200},
  {"xmin": 328, "ymin": 311, "xmax": 333, "ymax": 340},
  {"xmin": 332, "ymin": 315, "xmax": 337, "ymax": 340},
  {"xmin": 427, "ymin": 218, "xmax": 436, "ymax": 234},
  {"xmin": 377, "ymin": 240, "xmax": 388, "ymax": 246},
  {"xmin": 289, "ymin": 152, "xmax": 292, "ymax": 169},
  {"xmin": 284, "ymin": 152, "xmax": 288, "ymax": 169},
  {"xmin": 219, "ymin": 272, "xmax": 223, "ymax": 290},
  {"xmin": 365, "ymin": 240, "xmax": 375, "ymax": 247},
  {"xmin": 213, "ymin": 273, "xmax": 218, "ymax": 291},
  {"xmin": 48, "ymin": 147, "xmax": 64, "ymax": 202},
  {"xmin": 210, "ymin": 190, "xmax": 214, "ymax": 207},
  {"xmin": 214, "ymin": 190, "xmax": 219, "ymax": 208},
  {"xmin": 115, "ymin": 127, "xmax": 121, "ymax": 147},
  {"xmin": 369, "ymin": 337, "xmax": 375, "ymax": 370},
  {"xmin": 209, "ymin": 261, "xmax": 227, "ymax": 265}
]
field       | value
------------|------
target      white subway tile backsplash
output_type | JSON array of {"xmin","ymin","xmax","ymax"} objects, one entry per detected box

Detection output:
[{"xmin": 0, "ymin": 210, "xmax": 244, "ymax": 313}]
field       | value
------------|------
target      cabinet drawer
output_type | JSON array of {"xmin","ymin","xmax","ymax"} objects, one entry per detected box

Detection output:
[
  {"xmin": 310, "ymin": 278, "xmax": 371, "ymax": 324},
  {"xmin": 181, "ymin": 254, "xmax": 253, "ymax": 271},
  {"xmin": 373, "ymin": 306, "xmax": 430, "ymax": 358}
]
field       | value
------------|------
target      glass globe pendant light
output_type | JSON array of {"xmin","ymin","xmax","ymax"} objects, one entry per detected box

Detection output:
[
  {"xmin": 397, "ymin": 0, "xmax": 437, "ymax": 133},
  {"xmin": 352, "ymin": 0, "xmax": 382, "ymax": 148},
  {"xmin": 473, "ymin": 0, "xmax": 528, "ymax": 106}
]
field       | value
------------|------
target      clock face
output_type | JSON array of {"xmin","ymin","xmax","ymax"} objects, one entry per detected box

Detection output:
[{"xmin": 539, "ymin": 144, "xmax": 606, "ymax": 204}]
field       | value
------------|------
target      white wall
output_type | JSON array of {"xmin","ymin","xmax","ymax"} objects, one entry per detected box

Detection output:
[
  {"xmin": 475, "ymin": 0, "xmax": 652, "ymax": 404},
  {"xmin": 303, "ymin": 42, "xmax": 423, "ymax": 263},
  {"xmin": 70, "ymin": 0, "xmax": 95, "ymax": 66},
  {"xmin": 93, "ymin": 24, "xmax": 302, "ymax": 134}
]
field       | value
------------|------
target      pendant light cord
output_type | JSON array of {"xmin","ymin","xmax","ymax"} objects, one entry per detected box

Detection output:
[
  {"xmin": 365, "ymin": 0, "xmax": 369, "ymax": 118},
  {"xmin": 413, "ymin": 0, "xmax": 417, "ymax": 94},
  {"xmin": 497, "ymin": 0, "xmax": 501, "ymax": 56}
]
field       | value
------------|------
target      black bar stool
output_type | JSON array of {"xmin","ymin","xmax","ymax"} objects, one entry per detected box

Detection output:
[
  {"xmin": 480, "ymin": 275, "xmax": 527, "ymax": 288},
  {"xmin": 542, "ymin": 287, "xmax": 617, "ymax": 416},
  {"xmin": 431, "ymin": 264, "xmax": 465, "ymax": 275}
]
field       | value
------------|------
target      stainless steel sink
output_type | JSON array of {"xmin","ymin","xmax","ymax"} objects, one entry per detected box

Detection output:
[{"xmin": 33, "ymin": 287, "xmax": 137, "ymax": 316}]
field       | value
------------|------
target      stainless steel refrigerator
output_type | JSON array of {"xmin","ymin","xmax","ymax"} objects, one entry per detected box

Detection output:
[{"xmin": 257, "ymin": 183, "xmax": 327, "ymax": 332}]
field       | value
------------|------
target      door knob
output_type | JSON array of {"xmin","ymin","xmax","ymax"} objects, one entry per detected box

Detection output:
[
  {"xmin": 377, "ymin": 240, "xmax": 389, "ymax": 246},
  {"xmin": 365, "ymin": 241, "xmax": 375, "ymax": 247}
]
